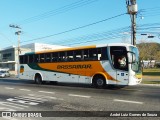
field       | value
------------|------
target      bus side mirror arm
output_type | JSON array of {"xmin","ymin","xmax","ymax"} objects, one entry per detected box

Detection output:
[{"xmin": 127, "ymin": 51, "xmax": 136, "ymax": 64}]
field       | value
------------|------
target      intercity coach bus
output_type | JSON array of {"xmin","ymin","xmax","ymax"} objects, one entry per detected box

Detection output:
[{"xmin": 19, "ymin": 43, "xmax": 142, "ymax": 88}]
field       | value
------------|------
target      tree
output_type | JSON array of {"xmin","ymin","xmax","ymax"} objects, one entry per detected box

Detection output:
[{"xmin": 137, "ymin": 41, "xmax": 160, "ymax": 68}]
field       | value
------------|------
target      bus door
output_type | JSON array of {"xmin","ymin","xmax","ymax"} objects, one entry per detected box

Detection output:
[{"xmin": 110, "ymin": 46, "xmax": 129, "ymax": 85}]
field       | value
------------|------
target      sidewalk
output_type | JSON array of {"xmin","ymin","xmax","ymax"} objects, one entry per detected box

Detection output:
[{"xmin": 142, "ymin": 75, "xmax": 160, "ymax": 80}]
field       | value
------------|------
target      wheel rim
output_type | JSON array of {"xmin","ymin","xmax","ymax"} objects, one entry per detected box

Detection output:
[
  {"xmin": 97, "ymin": 78, "xmax": 104, "ymax": 86},
  {"xmin": 35, "ymin": 76, "xmax": 41, "ymax": 84},
  {"xmin": 36, "ymin": 77, "xmax": 39, "ymax": 83}
]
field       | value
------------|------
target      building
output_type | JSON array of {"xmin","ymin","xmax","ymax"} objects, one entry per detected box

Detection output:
[
  {"xmin": 0, "ymin": 43, "xmax": 69, "ymax": 75},
  {"xmin": 142, "ymin": 60, "xmax": 156, "ymax": 68}
]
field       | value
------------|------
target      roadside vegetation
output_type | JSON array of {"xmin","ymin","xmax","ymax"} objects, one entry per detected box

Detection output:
[
  {"xmin": 143, "ymin": 68, "xmax": 160, "ymax": 76},
  {"xmin": 142, "ymin": 68, "xmax": 160, "ymax": 84},
  {"xmin": 136, "ymin": 42, "xmax": 160, "ymax": 84}
]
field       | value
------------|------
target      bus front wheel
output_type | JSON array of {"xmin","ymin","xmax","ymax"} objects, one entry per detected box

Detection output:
[
  {"xmin": 93, "ymin": 75, "xmax": 106, "ymax": 88},
  {"xmin": 35, "ymin": 74, "xmax": 42, "ymax": 84}
]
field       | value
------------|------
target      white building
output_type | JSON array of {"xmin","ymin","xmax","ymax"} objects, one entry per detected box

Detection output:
[
  {"xmin": 142, "ymin": 60, "xmax": 156, "ymax": 68},
  {"xmin": 21, "ymin": 43, "xmax": 69, "ymax": 52},
  {"xmin": 0, "ymin": 43, "xmax": 69, "ymax": 75}
]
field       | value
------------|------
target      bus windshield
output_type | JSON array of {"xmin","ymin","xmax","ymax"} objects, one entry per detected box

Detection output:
[{"xmin": 130, "ymin": 46, "xmax": 141, "ymax": 72}]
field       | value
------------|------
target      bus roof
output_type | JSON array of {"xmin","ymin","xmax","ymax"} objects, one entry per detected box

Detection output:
[{"xmin": 22, "ymin": 43, "xmax": 135, "ymax": 55}]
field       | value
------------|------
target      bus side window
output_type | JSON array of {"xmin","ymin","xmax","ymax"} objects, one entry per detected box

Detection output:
[
  {"xmin": 28, "ymin": 55, "xmax": 34, "ymax": 63},
  {"xmin": 23, "ymin": 55, "xmax": 28, "ymax": 64},
  {"xmin": 52, "ymin": 52, "xmax": 58, "ymax": 62},
  {"xmin": 101, "ymin": 47, "xmax": 108, "ymax": 60},
  {"xmin": 45, "ymin": 53, "xmax": 51, "ymax": 62},
  {"xmin": 97, "ymin": 48, "xmax": 102, "ymax": 60},
  {"xmin": 89, "ymin": 48, "xmax": 98, "ymax": 60},
  {"xmin": 83, "ymin": 49, "xmax": 89, "ymax": 60},
  {"xmin": 67, "ymin": 51, "xmax": 74, "ymax": 61},
  {"xmin": 19, "ymin": 56, "xmax": 24, "ymax": 64},
  {"xmin": 40, "ymin": 54, "xmax": 45, "ymax": 63},
  {"xmin": 74, "ymin": 50, "xmax": 82, "ymax": 61},
  {"xmin": 34, "ymin": 54, "xmax": 39, "ymax": 63},
  {"xmin": 59, "ymin": 52, "xmax": 66, "ymax": 62}
]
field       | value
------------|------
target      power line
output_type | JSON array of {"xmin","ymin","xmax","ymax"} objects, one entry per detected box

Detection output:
[
  {"xmin": 18, "ymin": 0, "xmax": 99, "ymax": 25},
  {"xmin": 21, "ymin": 13, "xmax": 127, "ymax": 43},
  {"xmin": 138, "ymin": 7, "xmax": 160, "ymax": 18},
  {"xmin": 61, "ymin": 33, "xmax": 129, "ymax": 46},
  {"xmin": 50, "ymin": 22, "xmax": 160, "ymax": 46},
  {"xmin": 50, "ymin": 26, "xmax": 130, "ymax": 45}
]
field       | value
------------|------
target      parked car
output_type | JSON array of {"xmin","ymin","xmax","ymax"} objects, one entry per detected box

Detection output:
[{"xmin": 0, "ymin": 70, "xmax": 10, "ymax": 78}]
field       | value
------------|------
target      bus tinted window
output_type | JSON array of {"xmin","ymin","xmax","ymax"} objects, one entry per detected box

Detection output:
[
  {"xmin": 20, "ymin": 47, "xmax": 109, "ymax": 64},
  {"xmin": 101, "ymin": 47, "xmax": 108, "ymax": 60},
  {"xmin": 74, "ymin": 50, "xmax": 82, "ymax": 61},
  {"xmin": 19, "ymin": 56, "xmax": 24, "ymax": 64},
  {"xmin": 29, "ymin": 55, "xmax": 34, "ymax": 63},
  {"xmin": 83, "ymin": 49, "xmax": 89, "ymax": 60},
  {"xmin": 59, "ymin": 52, "xmax": 66, "ymax": 61},
  {"xmin": 24, "ymin": 55, "xmax": 28, "ymax": 64},
  {"xmin": 52, "ymin": 52, "xmax": 58, "ymax": 62},
  {"xmin": 45, "ymin": 53, "xmax": 51, "ymax": 62},
  {"xmin": 97, "ymin": 48, "xmax": 102, "ymax": 60},
  {"xmin": 67, "ymin": 51, "xmax": 74, "ymax": 61},
  {"xmin": 40, "ymin": 54, "xmax": 45, "ymax": 63},
  {"xmin": 89, "ymin": 48, "xmax": 98, "ymax": 60},
  {"xmin": 34, "ymin": 54, "xmax": 39, "ymax": 63}
]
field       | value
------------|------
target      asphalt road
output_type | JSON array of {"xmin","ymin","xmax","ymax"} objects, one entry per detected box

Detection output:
[{"xmin": 0, "ymin": 77, "xmax": 159, "ymax": 120}]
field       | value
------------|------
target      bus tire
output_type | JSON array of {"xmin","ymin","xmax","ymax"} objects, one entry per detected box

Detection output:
[
  {"xmin": 35, "ymin": 74, "xmax": 42, "ymax": 84},
  {"xmin": 93, "ymin": 75, "xmax": 106, "ymax": 88}
]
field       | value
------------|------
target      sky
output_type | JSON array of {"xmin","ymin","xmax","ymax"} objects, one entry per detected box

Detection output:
[{"xmin": 0, "ymin": 0, "xmax": 160, "ymax": 49}]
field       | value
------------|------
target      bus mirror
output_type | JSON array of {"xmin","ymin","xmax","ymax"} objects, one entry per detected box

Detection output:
[
  {"xmin": 132, "ymin": 53, "xmax": 136, "ymax": 63},
  {"xmin": 128, "ymin": 52, "xmax": 136, "ymax": 63}
]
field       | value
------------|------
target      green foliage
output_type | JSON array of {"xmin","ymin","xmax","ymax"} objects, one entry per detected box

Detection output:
[
  {"xmin": 143, "ymin": 68, "xmax": 160, "ymax": 76},
  {"xmin": 137, "ymin": 42, "xmax": 160, "ymax": 61},
  {"xmin": 155, "ymin": 63, "xmax": 160, "ymax": 68}
]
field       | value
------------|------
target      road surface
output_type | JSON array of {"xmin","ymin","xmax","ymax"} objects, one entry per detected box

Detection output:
[{"xmin": 0, "ymin": 78, "xmax": 159, "ymax": 120}]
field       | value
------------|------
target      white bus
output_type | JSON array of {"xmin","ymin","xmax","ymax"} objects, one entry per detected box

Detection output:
[{"xmin": 19, "ymin": 43, "xmax": 142, "ymax": 88}]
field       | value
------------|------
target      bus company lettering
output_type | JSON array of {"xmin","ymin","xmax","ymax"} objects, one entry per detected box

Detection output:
[{"xmin": 57, "ymin": 64, "xmax": 92, "ymax": 69}]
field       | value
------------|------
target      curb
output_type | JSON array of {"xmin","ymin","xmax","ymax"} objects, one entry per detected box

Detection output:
[{"xmin": 139, "ymin": 84, "xmax": 160, "ymax": 87}]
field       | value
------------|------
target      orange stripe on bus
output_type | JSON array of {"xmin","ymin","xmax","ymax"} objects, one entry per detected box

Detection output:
[{"xmin": 38, "ymin": 61, "xmax": 117, "ymax": 81}]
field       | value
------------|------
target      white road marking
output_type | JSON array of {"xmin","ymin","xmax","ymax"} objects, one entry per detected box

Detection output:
[
  {"xmin": 0, "ymin": 102, "xmax": 28, "ymax": 109},
  {"xmin": 38, "ymin": 91, "xmax": 55, "ymax": 94},
  {"xmin": 14, "ymin": 96, "xmax": 46, "ymax": 103},
  {"xmin": 5, "ymin": 87, "xmax": 14, "ymax": 90},
  {"xmin": 0, "ymin": 107, "xmax": 16, "ymax": 111},
  {"xmin": 68, "ymin": 94, "xmax": 91, "ymax": 98},
  {"xmin": 28, "ymin": 94, "xmax": 64, "ymax": 101},
  {"xmin": 5, "ymin": 102, "xmax": 29, "ymax": 108},
  {"xmin": 49, "ymin": 97, "xmax": 64, "ymax": 101},
  {"xmin": 113, "ymin": 99, "xmax": 143, "ymax": 104},
  {"xmin": 19, "ymin": 89, "xmax": 31, "ymax": 92},
  {"xmin": 7, "ymin": 98, "xmax": 39, "ymax": 105}
]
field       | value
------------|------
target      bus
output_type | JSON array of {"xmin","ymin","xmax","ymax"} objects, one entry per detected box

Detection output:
[{"xmin": 19, "ymin": 43, "xmax": 142, "ymax": 88}]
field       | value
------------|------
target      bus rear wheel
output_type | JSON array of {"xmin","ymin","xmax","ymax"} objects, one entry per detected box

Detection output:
[
  {"xmin": 35, "ymin": 74, "xmax": 42, "ymax": 84},
  {"xmin": 93, "ymin": 75, "xmax": 106, "ymax": 88}
]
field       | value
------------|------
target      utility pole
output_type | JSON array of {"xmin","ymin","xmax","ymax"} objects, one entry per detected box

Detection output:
[
  {"xmin": 9, "ymin": 25, "xmax": 21, "ymax": 54},
  {"xmin": 126, "ymin": 0, "xmax": 138, "ymax": 46},
  {"xmin": 9, "ymin": 24, "xmax": 21, "ymax": 75}
]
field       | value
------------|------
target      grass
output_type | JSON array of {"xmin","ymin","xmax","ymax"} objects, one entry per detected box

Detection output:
[
  {"xmin": 142, "ymin": 68, "xmax": 160, "ymax": 84},
  {"xmin": 143, "ymin": 68, "xmax": 160, "ymax": 76},
  {"xmin": 141, "ymin": 81, "xmax": 160, "ymax": 84}
]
